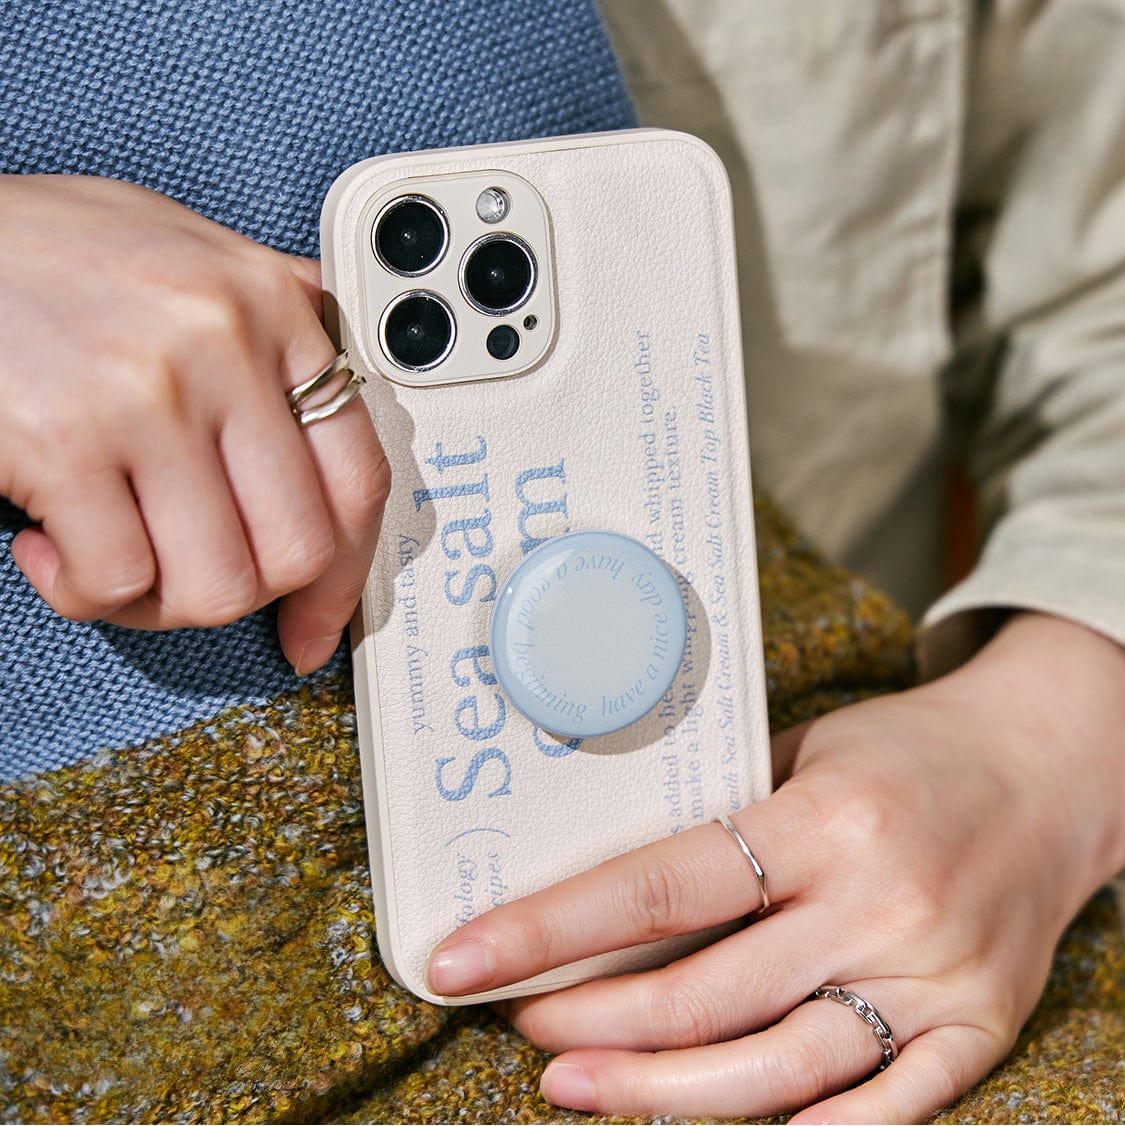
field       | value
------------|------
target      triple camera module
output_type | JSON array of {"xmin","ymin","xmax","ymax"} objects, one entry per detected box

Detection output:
[{"xmin": 363, "ymin": 173, "xmax": 555, "ymax": 387}]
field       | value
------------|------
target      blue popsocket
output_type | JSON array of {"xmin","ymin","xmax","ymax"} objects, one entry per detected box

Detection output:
[{"xmin": 490, "ymin": 531, "xmax": 687, "ymax": 738}]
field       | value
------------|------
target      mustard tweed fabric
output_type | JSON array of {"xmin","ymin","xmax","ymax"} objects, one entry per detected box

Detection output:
[{"xmin": 2, "ymin": 498, "xmax": 1120, "ymax": 1124}]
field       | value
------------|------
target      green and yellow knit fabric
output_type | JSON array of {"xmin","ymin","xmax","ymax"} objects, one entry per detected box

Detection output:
[{"xmin": 2, "ymin": 498, "xmax": 1120, "ymax": 1124}]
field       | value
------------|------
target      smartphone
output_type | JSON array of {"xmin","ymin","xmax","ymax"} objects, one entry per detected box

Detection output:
[{"xmin": 320, "ymin": 128, "xmax": 771, "ymax": 1004}]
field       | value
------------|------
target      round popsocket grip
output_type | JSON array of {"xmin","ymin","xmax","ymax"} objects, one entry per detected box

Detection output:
[{"xmin": 490, "ymin": 531, "xmax": 687, "ymax": 739}]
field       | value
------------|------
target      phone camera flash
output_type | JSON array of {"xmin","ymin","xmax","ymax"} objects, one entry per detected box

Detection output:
[{"xmin": 476, "ymin": 187, "xmax": 511, "ymax": 224}]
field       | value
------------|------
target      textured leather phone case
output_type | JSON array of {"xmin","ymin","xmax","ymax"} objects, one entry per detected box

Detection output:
[{"xmin": 322, "ymin": 129, "xmax": 771, "ymax": 1003}]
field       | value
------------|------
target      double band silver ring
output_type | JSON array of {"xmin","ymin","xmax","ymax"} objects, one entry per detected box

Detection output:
[
  {"xmin": 810, "ymin": 985, "xmax": 898, "ymax": 1070},
  {"xmin": 714, "ymin": 815, "xmax": 769, "ymax": 913},
  {"xmin": 287, "ymin": 351, "xmax": 365, "ymax": 427}
]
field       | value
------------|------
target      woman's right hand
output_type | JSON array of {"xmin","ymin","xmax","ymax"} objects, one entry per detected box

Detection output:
[
  {"xmin": 426, "ymin": 613, "xmax": 1125, "ymax": 1123},
  {"xmin": 0, "ymin": 174, "xmax": 388, "ymax": 673}
]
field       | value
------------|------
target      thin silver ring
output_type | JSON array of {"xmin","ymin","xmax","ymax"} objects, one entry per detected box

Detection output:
[
  {"xmin": 287, "ymin": 351, "xmax": 365, "ymax": 427},
  {"xmin": 810, "ymin": 985, "xmax": 898, "ymax": 1070},
  {"xmin": 714, "ymin": 814, "xmax": 769, "ymax": 912}
]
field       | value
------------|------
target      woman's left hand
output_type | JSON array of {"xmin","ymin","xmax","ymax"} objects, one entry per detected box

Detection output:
[{"xmin": 425, "ymin": 613, "xmax": 1125, "ymax": 1123}]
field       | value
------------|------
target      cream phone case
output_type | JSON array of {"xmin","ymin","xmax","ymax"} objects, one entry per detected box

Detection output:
[{"xmin": 321, "ymin": 129, "xmax": 771, "ymax": 1004}]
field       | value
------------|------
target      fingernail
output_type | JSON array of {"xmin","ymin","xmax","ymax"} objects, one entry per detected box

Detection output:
[
  {"xmin": 426, "ymin": 940, "xmax": 492, "ymax": 995},
  {"xmin": 541, "ymin": 1062, "xmax": 597, "ymax": 1111},
  {"xmin": 293, "ymin": 632, "xmax": 342, "ymax": 676}
]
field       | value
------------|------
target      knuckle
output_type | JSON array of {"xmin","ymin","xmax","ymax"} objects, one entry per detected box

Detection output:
[
  {"xmin": 817, "ymin": 782, "xmax": 889, "ymax": 858},
  {"xmin": 248, "ymin": 246, "xmax": 298, "ymax": 304},
  {"xmin": 796, "ymin": 773, "xmax": 952, "ymax": 945},
  {"xmin": 626, "ymin": 856, "xmax": 693, "ymax": 941},
  {"xmin": 187, "ymin": 279, "xmax": 251, "ymax": 342},
  {"xmin": 811, "ymin": 783, "xmax": 950, "ymax": 953},
  {"xmin": 194, "ymin": 292, "xmax": 260, "ymax": 376},
  {"xmin": 103, "ymin": 352, "xmax": 188, "ymax": 427},
  {"xmin": 159, "ymin": 283, "xmax": 257, "ymax": 390},
  {"xmin": 260, "ymin": 522, "xmax": 335, "ymax": 595},
  {"xmin": 512, "ymin": 910, "xmax": 561, "ymax": 981},
  {"xmin": 757, "ymin": 1025, "xmax": 835, "ymax": 1108},
  {"xmin": 200, "ymin": 589, "xmax": 259, "ymax": 628},
  {"xmin": 16, "ymin": 386, "xmax": 82, "ymax": 454},
  {"xmin": 167, "ymin": 569, "xmax": 260, "ymax": 628},
  {"xmin": 368, "ymin": 447, "xmax": 392, "ymax": 506},
  {"xmin": 882, "ymin": 879, "xmax": 945, "ymax": 948},
  {"xmin": 93, "ymin": 561, "xmax": 156, "ymax": 610},
  {"xmin": 335, "ymin": 441, "xmax": 391, "ymax": 530},
  {"xmin": 41, "ymin": 586, "xmax": 103, "ymax": 624},
  {"xmin": 522, "ymin": 905, "xmax": 567, "ymax": 968},
  {"xmin": 657, "ymin": 970, "xmax": 724, "ymax": 1048},
  {"xmin": 50, "ymin": 557, "xmax": 155, "ymax": 622}
]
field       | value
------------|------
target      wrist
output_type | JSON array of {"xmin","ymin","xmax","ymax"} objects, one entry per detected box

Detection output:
[{"xmin": 933, "ymin": 612, "xmax": 1125, "ymax": 916}]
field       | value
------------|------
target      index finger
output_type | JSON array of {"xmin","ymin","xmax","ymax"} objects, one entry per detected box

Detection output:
[{"xmin": 425, "ymin": 800, "xmax": 810, "ymax": 998}]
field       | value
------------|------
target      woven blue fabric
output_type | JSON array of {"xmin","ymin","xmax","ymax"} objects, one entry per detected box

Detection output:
[{"xmin": 0, "ymin": 0, "xmax": 635, "ymax": 779}]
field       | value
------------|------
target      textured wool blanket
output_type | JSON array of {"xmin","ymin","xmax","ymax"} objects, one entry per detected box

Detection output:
[{"xmin": 2, "ymin": 497, "xmax": 1121, "ymax": 1124}]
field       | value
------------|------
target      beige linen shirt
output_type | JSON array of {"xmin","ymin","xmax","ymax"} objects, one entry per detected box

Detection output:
[{"xmin": 599, "ymin": 0, "xmax": 1125, "ymax": 675}]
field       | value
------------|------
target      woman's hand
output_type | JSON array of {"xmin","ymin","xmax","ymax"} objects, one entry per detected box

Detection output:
[
  {"xmin": 426, "ymin": 613, "xmax": 1125, "ymax": 1123},
  {"xmin": 0, "ymin": 174, "xmax": 388, "ymax": 672}
]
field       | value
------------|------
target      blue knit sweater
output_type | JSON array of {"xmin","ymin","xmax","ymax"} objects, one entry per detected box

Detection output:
[{"xmin": 0, "ymin": 0, "xmax": 635, "ymax": 777}]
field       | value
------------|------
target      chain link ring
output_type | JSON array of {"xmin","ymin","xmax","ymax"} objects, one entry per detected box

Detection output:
[{"xmin": 810, "ymin": 985, "xmax": 898, "ymax": 1070}]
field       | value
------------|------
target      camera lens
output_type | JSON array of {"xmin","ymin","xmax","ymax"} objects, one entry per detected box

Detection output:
[
  {"xmin": 486, "ymin": 324, "xmax": 520, "ymax": 361},
  {"xmin": 461, "ymin": 234, "xmax": 536, "ymax": 314},
  {"xmin": 374, "ymin": 196, "xmax": 448, "ymax": 276},
  {"xmin": 381, "ymin": 291, "xmax": 455, "ymax": 371}
]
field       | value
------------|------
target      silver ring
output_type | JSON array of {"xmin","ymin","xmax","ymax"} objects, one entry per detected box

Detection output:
[
  {"xmin": 714, "ymin": 814, "xmax": 769, "ymax": 912},
  {"xmin": 810, "ymin": 985, "xmax": 898, "ymax": 1070},
  {"xmin": 287, "ymin": 351, "xmax": 365, "ymax": 427}
]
